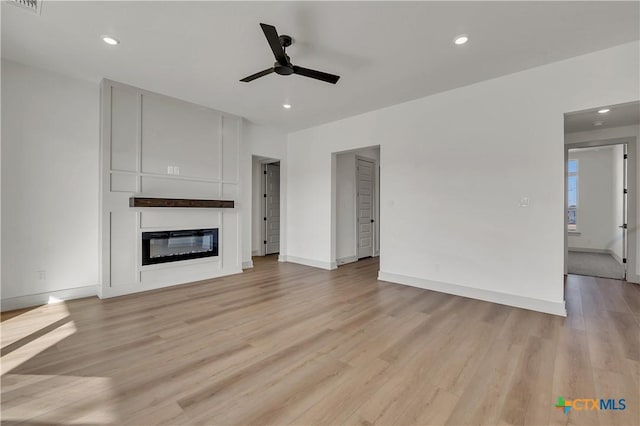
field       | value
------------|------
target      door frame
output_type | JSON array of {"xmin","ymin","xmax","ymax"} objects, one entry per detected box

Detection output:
[
  {"xmin": 330, "ymin": 145, "xmax": 381, "ymax": 269},
  {"xmin": 355, "ymin": 155, "xmax": 376, "ymax": 259},
  {"xmin": 261, "ymin": 160, "xmax": 280, "ymax": 256},
  {"xmin": 564, "ymin": 136, "xmax": 638, "ymax": 283},
  {"xmin": 251, "ymin": 155, "xmax": 281, "ymax": 258}
]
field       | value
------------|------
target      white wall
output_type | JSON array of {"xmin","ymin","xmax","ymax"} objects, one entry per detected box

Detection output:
[
  {"xmin": 1, "ymin": 60, "xmax": 100, "ymax": 309},
  {"xmin": 240, "ymin": 121, "xmax": 287, "ymax": 268},
  {"xmin": 336, "ymin": 147, "xmax": 380, "ymax": 264},
  {"xmin": 566, "ymin": 124, "xmax": 639, "ymax": 275},
  {"xmin": 286, "ymin": 41, "xmax": 639, "ymax": 316},
  {"xmin": 567, "ymin": 146, "xmax": 622, "ymax": 258}
]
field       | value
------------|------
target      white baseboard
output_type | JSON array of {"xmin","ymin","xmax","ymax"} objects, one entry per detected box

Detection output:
[
  {"xmin": 242, "ymin": 260, "xmax": 254, "ymax": 269},
  {"xmin": 568, "ymin": 247, "xmax": 609, "ymax": 253},
  {"xmin": 280, "ymin": 255, "xmax": 337, "ymax": 270},
  {"xmin": 101, "ymin": 268, "xmax": 243, "ymax": 299},
  {"xmin": 336, "ymin": 255, "xmax": 358, "ymax": 266},
  {"xmin": 378, "ymin": 271, "xmax": 567, "ymax": 317},
  {"xmin": 610, "ymin": 251, "xmax": 623, "ymax": 264},
  {"xmin": 251, "ymin": 250, "xmax": 262, "ymax": 256},
  {"xmin": 626, "ymin": 273, "xmax": 640, "ymax": 284},
  {"xmin": 1, "ymin": 285, "xmax": 98, "ymax": 312}
]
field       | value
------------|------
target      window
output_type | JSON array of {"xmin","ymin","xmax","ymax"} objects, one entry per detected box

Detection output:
[{"xmin": 567, "ymin": 159, "xmax": 578, "ymax": 231}]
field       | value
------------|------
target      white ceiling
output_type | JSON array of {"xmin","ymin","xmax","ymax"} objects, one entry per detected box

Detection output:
[
  {"xmin": 565, "ymin": 102, "xmax": 640, "ymax": 134},
  {"xmin": 2, "ymin": 1, "xmax": 639, "ymax": 132}
]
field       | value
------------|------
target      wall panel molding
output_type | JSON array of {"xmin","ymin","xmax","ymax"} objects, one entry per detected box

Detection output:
[{"xmin": 100, "ymin": 79, "xmax": 243, "ymax": 298}]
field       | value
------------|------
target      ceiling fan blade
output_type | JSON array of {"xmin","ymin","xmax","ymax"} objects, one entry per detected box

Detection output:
[
  {"xmin": 292, "ymin": 65, "xmax": 340, "ymax": 84},
  {"xmin": 240, "ymin": 68, "xmax": 274, "ymax": 82},
  {"xmin": 260, "ymin": 23, "xmax": 287, "ymax": 65}
]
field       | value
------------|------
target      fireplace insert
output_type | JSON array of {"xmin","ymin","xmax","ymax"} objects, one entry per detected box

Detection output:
[{"xmin": 142, "ymin": 228, "xmax": 218, "ymax": 266}]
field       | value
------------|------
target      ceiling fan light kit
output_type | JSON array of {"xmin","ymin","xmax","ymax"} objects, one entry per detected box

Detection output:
[{"xmin": 240, "ymin": 23, "xmax": 340, "ymax": 85}]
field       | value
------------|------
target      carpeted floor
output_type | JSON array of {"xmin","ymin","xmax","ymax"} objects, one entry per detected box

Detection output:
[{"xmin": 567, "ymin": 251, "xmax": 625, "ymax": 280}]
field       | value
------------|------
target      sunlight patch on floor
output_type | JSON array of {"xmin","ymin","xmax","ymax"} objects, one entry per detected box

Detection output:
[
  {"xmin": 1, "ymin": 300, "xmax": 71, "ymax": 348},
  {"xmin": 1, "ymin": 374, "xmax": 117, "ymax": 424},
  {"xmin": 1, "ymin": 320, "xmax": 77, "ymax": 374}
]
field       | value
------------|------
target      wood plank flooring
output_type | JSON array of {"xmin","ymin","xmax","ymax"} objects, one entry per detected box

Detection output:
[{"xmin": 1, "ymin": 256, "xmax": 639, "ymax": 425}]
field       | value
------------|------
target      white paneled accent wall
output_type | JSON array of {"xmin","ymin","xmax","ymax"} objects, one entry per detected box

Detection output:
[{"xmin": 101, "ymin": 80, "xmax": 242, "ymax": 298}]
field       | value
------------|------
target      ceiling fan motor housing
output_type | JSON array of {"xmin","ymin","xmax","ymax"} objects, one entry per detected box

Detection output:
[{"xmin": 274, "ymin": 61, "xmax": 293, "ymax": 75}]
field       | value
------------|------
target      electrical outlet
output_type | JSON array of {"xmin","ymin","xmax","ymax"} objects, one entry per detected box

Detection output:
[
  {"xmin": 173, "ymin": 166, "xmax": 180, "ymax": 176},
  {"xmin": 167, "ymin": 166, "xmax": 174, "ymax": 175},
  {"xmin": 37, "ymin": 270, "xmax": 46, "ymax": 280},
  {"xmin": 519, "ymin": 197, "xmax": 530, "ymax": 208}
]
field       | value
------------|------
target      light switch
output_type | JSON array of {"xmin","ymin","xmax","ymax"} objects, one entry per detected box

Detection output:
[
  {"xmin": 174, "ymin": 166, "xmax": 180, "ymax": 176},
  {"xmin": 519, "ymin": 197, "xmax": 530, "ymax": 208},
  {"xmin": 167, "ymin": 166, "xmax": 174, "ymax": 175}
]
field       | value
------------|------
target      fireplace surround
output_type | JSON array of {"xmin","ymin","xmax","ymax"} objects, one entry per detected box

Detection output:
[{"xmin": 142, "ymin": 228, "xmax": 219, "ymax": 266}]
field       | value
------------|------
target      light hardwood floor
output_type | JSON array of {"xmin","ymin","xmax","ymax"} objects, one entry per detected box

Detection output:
[{"xmin": 1, "ymin": 256, "xmax": 639, "ymax": 425}]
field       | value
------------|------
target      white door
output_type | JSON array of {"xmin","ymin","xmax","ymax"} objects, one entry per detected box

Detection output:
[
  {"xmin": 264, "ymin": 163, "xmax": 280, "ymax": 255},
  {"xmin": 357, "ymin": 158, "xmax": 375, "ymax": 259}
]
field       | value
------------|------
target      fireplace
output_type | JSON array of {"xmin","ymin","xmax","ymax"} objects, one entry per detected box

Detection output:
[{"xmin": 142, "ymin": 228, "xmax": 218, "ymax": 266}]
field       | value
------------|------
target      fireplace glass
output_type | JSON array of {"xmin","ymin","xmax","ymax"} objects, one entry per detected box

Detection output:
[{"xmin": 142, "ymin": 228, "xmax": 218, "ymax": 265}]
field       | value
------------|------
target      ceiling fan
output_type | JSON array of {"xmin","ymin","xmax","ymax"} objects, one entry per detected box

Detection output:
[{"xmin": 240, "ymin": 23, "xmax": 340, "ymax": 85}]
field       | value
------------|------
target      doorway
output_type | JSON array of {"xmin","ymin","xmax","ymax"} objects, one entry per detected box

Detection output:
[
  {"xmin": 264, "ymin": 162, "xmax": 280, "ymax": 255},
  {"xmin": 334, "ymin": 146, "xmax": 380, "ymax": 266},
  {"xmin": 356, "ymin": 156, "xmax": 375, "ymax": 259},
  {"xmin": 566, "ymin": 144, "xmax": 626, "ymax": 279},
  {"xmin": 564, "ymin": 101, "xmax": 639, "ymax": 282},
  {"xmin": 251, "ymin": 156, "xmax": 281, "ymax": 258}
]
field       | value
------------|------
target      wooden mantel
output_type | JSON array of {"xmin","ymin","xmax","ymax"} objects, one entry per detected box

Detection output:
[{"xmin": 129, "ymin": 197, "xmax": 234, "ymax": 208}]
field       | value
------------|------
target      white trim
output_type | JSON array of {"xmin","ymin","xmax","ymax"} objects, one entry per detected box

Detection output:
[
  {"xmin": 611, "ymin": 251, "xmax": 623, "ymax": 264},
  {"xmin": 139, "ymin": 256, "xmax": 220, "ymax": 272},
  {"xmin": 569, "ymin": 247, "xmax": 612, "ymax": 253},
  {"xmin": 101, "ymin": 268, "xmax": 243, "ymax": 298},
  {"xmin": 251, "ymin": 250, "xmax": 261, "ymax": 256},
  {"xmin": 280, "ymin": 255, "xmax": 337, "ymax": 270},
  {"xmin": 242, "ymin": 260, "xmax": 254, "ymax": 269},
  {"xmin": 337, "ymin": 255, "xmax": 358, "ymax": 266},
  {"xmin": 626, "ymin": 273, "xmax": 640, "ymax": 284},
  {"xmin": 378, "ymin": 271, "xmax": 567, "ymax": 317},
  {"xmin": 1, "ymin": 285, "xmax": 98, "ymax": 312}
]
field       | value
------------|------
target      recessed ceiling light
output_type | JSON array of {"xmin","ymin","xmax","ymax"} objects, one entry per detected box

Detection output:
[
  {"xmin": 454, "ymin": 34, "xmax": 469, "ymax": 45},
  {"xmin": 593, "ymin": 121, "xmax": 604, "ymax": 126},
  {"xmin": 283, "ymin": 104, "xmax": 292, "ymax": 109},
  {"xmin": 101, "ymin": 35, "xmax": 120, "ymax": 46},
  {"xmin": 597, "ymin": 108, "xmax": 610, "ymax": 114}
]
